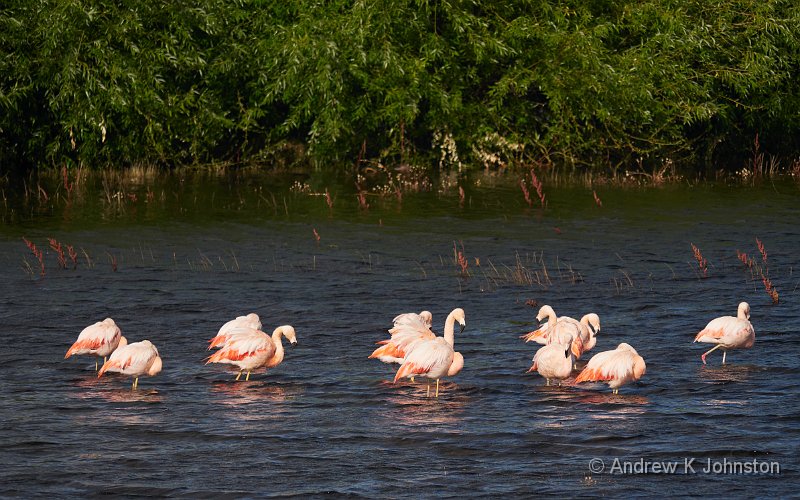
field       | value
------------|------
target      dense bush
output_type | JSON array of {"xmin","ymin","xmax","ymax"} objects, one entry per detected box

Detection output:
[{"xmin": 1, "ymin": 0, "xmax": 798, "ymax": 173}]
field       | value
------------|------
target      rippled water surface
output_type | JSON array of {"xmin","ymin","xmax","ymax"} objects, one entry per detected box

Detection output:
[{"xmin": 1, "ymin": 173, "xmax": 798, "ymax": 496}]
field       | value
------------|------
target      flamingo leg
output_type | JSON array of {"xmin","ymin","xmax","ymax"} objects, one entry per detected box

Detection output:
[
  {"xmin": 613, "ymin": 388, "xmax": 618, "ymax": 395},
  {"xmin": 701, "ymin": 344, "xmax": 722, "ymax": 364},
  {"xmin": 410, "ymin": 376, "xmax": 415, "ymax": 383},
  {"xmin": 235, "ymin": 371, "xmax": 242, "ymax": 381},
  {"xmin": 722, "ymin": 351, "xmax": 727, "ymax": 365},
  {"xmin": 546, "ymin": 378, "xmax": 550, "ymax": 386},
  {"xmin": 95, "ymin": 359, "xmax": 99, "ymax": 372},
  {"xmin": 245, "ymin": 371, "xmax": 251, "ymax": 381},
  {"xmin": 132, "ymin": 377, "xmax": 139, "ymax": 390},
  {"xmin": 426, "ymin": 383, "xmax": 430, "ymax": 398},
  {"xmin": 435, "ymin": 379, "xmax": 440, "ymax": 397}
]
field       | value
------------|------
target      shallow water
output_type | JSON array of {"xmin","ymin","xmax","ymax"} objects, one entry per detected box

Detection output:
[{"xmin": 1, "ymin": 172, "xmax": 799, "ymax": 496}]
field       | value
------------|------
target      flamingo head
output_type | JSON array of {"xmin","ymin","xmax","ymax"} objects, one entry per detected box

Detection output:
[
  {"xmin": 451, "ymin": 308, "xmax": 466, "ymax": 333},
  {"xmin": 419, "ymin": 311, "xmax": 433, "ymax": 328},
  {"xmin": 536, "ymin": 305, "xmax": 555, "ymax": 325},
  {"xmin": 583, "ymin": 313, "xmax": 601, "ymax": 335},
  {"xmin": 737, "ymin": 302, "xmax": 751, "ymax": 320},
  {"xmin": 280, "ymin": 325, "xmax": 298, "ymax": 346}
]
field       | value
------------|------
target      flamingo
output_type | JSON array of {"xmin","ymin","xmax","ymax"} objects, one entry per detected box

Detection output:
[
  {"xmin": 369, "ymin": 310, "xmax": 434, "ymax": 365},
  {"xmin": 206, "ymin": 325, "xmax": 297, "ymax": 381},
  {"xmin": 522, "ymin": 305, "xmax": 584, "ymax": 360},
  {"xmin": 208, "ymin": 313, "xmax": 262, "ymax": 349},
  {"xmin": 574, "ymin": 343, "xmax": 646, "ymax": 394},
  {"xmin": 694, "ymin": 302, "xmax": 755, "ymax": 365},
  {"xmin": 528, "ymin": 343, "xmax": 573, "ymax": 386},
  {"xmin": 97, "ymin": 340, "xmax": 162, "ymax": 390},
  {"xmin": 65, "ymin": 318, "xmax": 128, "ymax": 371},
  {"xmin": 393, "ymin": 308, "xmax": 466, "ymax": 397}
]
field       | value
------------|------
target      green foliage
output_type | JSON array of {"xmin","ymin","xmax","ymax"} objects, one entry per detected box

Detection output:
[{"xmin": 1, "ymin": 0, "xmax": 799, "ymax": 172}]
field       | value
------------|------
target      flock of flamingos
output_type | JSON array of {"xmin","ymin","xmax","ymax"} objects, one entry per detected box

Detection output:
[{"xmin": 64, "ymin": 301, "xmax": 756, "ymax": 396}]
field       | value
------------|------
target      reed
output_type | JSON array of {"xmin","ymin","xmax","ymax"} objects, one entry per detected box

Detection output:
[
  {"xmin": 756, "ymin": 237, "xmax": 768, "ymax": 263},
  {"xmin": 519, "ymin": 178, "xmax": 533, "ymax": 207},
  {"xmin": 690, "ymin": 243, "xmax": 708, "ymax": 277},
  {"xmin": 23, "ymin": 237, "xmax": 45, "ymax": 276},
  {"xmin": 324, "ymin": 189, "xmax": 333, "ymax": 210},
  {"xmin": 529, "ymin": 169, "xmax": 546, "ymax": 209},
  {"xmin": 593, "ymin": 190, "xmax": 603, "ymax": 207},
  {"xmin": 453, "ymin": 241, "xmax": 469, "ymax": 277},
  {"xmin": 48, "ymin": 238, "xmax": 67, "ymax": 269},
  {"xmin": 736, "ymin": 249, "xmax": 754, "ymax": 269},
  {"xmin": 761, "ymin": 272, "xmax": 779, "ymax": 304},
  {"xmin": 313, "ymin": 228, "xmax": 321, "ymax": 243},
  {"xmin": 107, "ymin": 252, "xmax": 118, "ymax": 272}
]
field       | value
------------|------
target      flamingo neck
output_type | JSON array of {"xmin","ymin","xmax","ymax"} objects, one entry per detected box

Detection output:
[
  {"xmin": 547, "ymin": 309, "xmax": 557, "ymax": 327},
  {"xmin": 269, "ymin": 327, "xmax": 286, "ymax": 366},
  {"xmin": 443, "ymin": 312, "xmax": 457, "ymax": 347}
]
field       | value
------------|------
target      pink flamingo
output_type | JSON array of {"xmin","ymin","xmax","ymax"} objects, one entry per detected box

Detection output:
[
  {"xmin": 208, "ymin": 313, "xmax": 262, "ymax": 349},
  {"xmin": 369, "ymin": 310, "xmax": 434, "ymax": 365},
  {"xmin": 206, "ymin": 325, "xmax": 297, "ymax": 381},
  {"xmin": 694, "ymin": 302, "xmax": 755, "ymax": 365},
  {"xmin": 393, "ymin": 308, "xmax": 466, "ymax": 397},
  {"xmin": 97, "ymin": 340, "xmax": 162, "ymax": 390},
  {"xmin": 528, "ymin": 343, "xmax": 573, "ymax": 386},
  {"xmin": 65, "ymin": 318, "xmax": 128, "ymax": 371},
  {"xmin": 574, "ymin": 343, "xmax": 646, "ymax": 394}
]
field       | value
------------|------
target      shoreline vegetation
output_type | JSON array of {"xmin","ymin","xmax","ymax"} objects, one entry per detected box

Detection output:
[{"xmin": 1, "ymin": 1, "xmax": 799, "ymax": 176}]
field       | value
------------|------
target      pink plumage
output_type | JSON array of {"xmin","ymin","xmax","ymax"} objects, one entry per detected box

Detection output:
[
  {"xmin": 392, "ymin": 308, "xmax": 466, "ymax": 397},
  {"xmin": 208, "ymin": 313, "xmax": 262, "ymax": 349},
  {"xmin": 574, "ymin": 343, "xmax": 646, "ymax": 393},
  {"xmin": 65, "ymin": 318, "xmax": 128, "ymax": 371},
  {"xmin": 98, "ymin": 340, "xmax": 162, "ymax": 389},
  {"xmin": 206, "ymin": 325, "xmax": 297, "ymax": 381}
]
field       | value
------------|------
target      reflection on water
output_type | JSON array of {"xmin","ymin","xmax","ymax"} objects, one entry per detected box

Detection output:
[
  {"xmin": 697, "ymin": 364, "xmax": 754, "ymax": 384},
  {"xmin": 70, "ymin": 376, "xmax": 164, "ymax": 404},
  {"xmin": 381, "ymin": 381, "xmax": 468, "ymax": 429},
  {"xmin": 209, "ymin": 381, "xmax": 288, "ymax": 408}
]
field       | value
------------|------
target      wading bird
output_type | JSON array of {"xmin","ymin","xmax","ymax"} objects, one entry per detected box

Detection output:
[
  {"xmin": 98, "ymin": 340, "xmax": 162, "ymax": 390},
  {"xmin": 693, "ymin": 302, "xmax": 755, "ymax": 365},
  {"xmin": 206, "ymin": 325, "xmax": 297, "ymax": 381},
  {"xmin": 393, "ymin": 308, "xmax": 466, "ymax": 397},
  {"xmin": 528, "ymin": 342, "xmax": 574, "ymax": 386},
  {"xmin": 574, "ymin": 343, "xmax": 646, "ymax": 394},
  {"xmin": 65, "ymin": 318, "xmax": 128, "ymax": 371}
]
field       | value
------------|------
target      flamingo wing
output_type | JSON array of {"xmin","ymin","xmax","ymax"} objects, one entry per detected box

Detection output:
[
  {"xmin": 65, "ymin": 320, "xmax": 120, "ymax": 358},
  {"xmin": 99, "ymin": 341, "xmax": 158, "ymax": 376},
  {"xmin": 393, "ymin": 339, "xmax": 453, "ymax": 382},
  {"xmin": 575, "ymin": 349, "xmax": 636, "ymax": 383},
  {"xmin": 207, "ymin": 331, "xmax": 273, "ymax": 364}
]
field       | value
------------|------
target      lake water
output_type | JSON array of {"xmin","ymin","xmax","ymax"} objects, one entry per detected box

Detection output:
[{"xmin": 1, "ymin": 170, "xmax": 798, "ymax": 496}]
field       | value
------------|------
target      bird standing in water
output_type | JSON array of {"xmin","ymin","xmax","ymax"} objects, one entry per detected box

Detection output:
[{"xmin": 694, "ymin": 302, "xmax": 755, "ymax": 365}]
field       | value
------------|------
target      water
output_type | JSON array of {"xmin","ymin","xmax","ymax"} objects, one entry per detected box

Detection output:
[{"xmin": 1, "ymin": 172, "xmax": 798, "ymax": 496}]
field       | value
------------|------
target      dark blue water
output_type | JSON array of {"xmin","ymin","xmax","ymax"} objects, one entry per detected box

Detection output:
[{"xmin": 1, "ymin": 176, "xmax": 798, "ymax": 496}]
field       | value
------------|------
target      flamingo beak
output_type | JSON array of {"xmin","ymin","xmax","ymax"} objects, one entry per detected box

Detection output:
[
  {"xmin": 459, "ymin": 322, "xmax": 465, "ymax": 334},
  {"xmin": 290, "ymin": 339, "xmax": 298, "ymax": 346}
]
